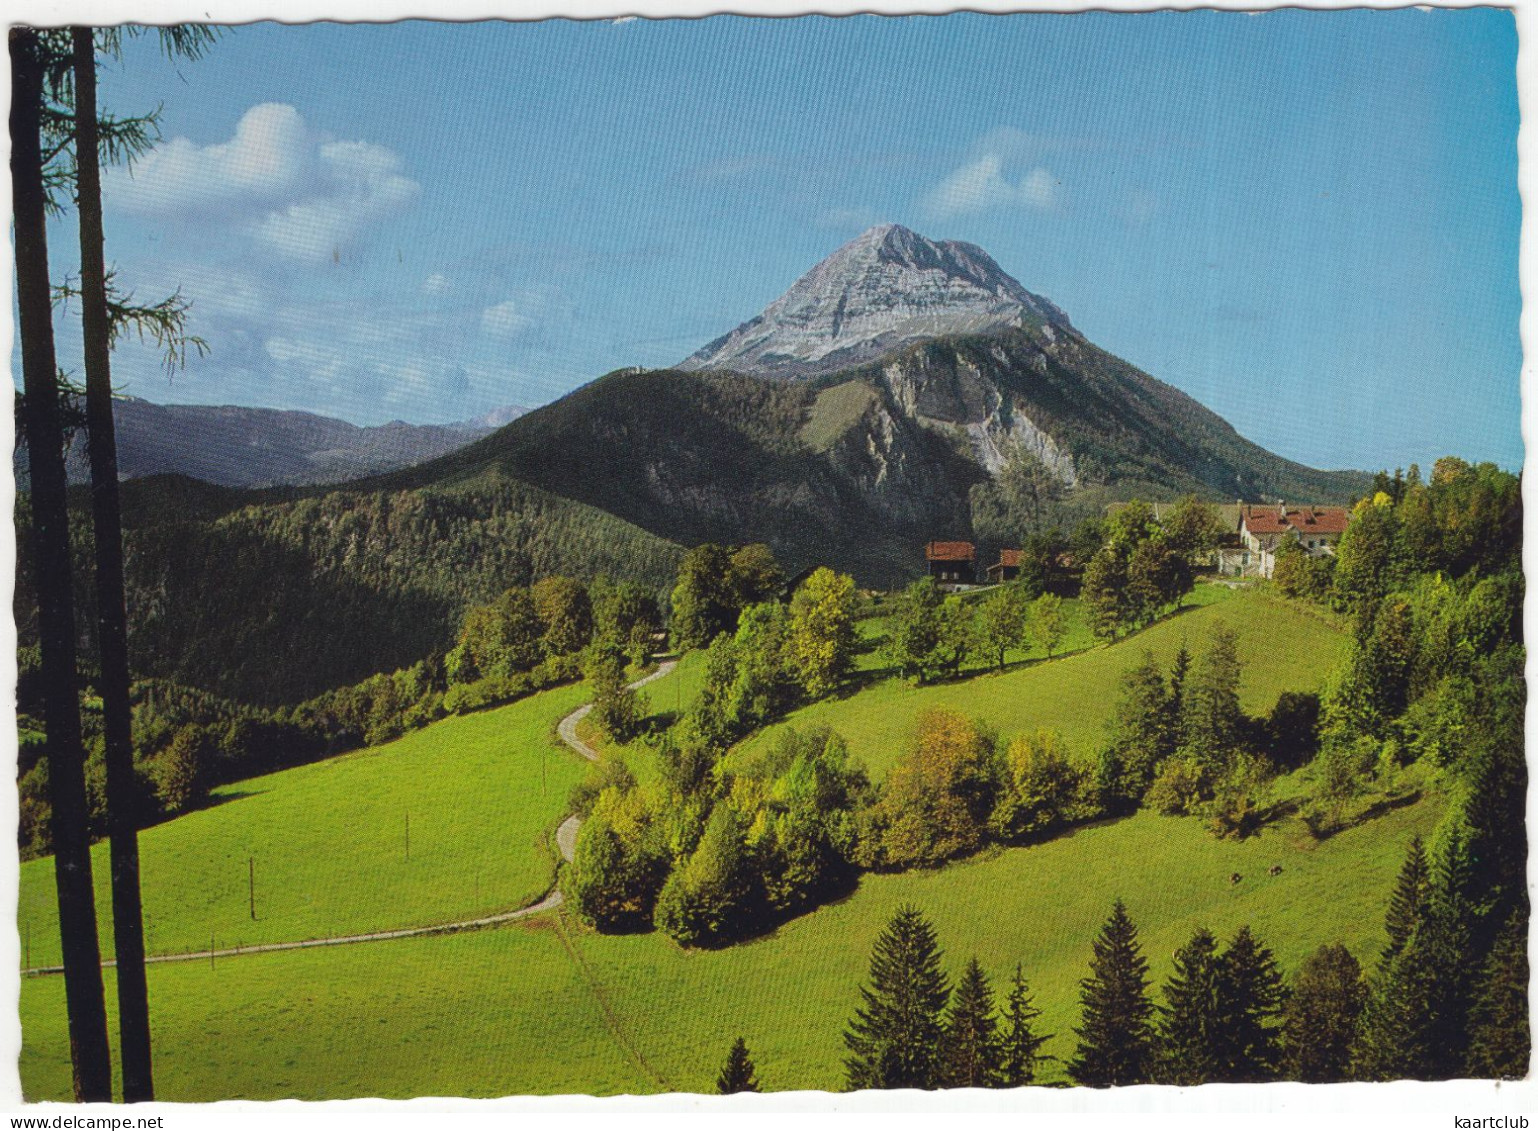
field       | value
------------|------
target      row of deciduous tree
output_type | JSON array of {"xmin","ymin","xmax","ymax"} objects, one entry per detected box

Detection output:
[{"xmin": 881, "ymin": 578, "xmax": 1069, "ymax": 683}]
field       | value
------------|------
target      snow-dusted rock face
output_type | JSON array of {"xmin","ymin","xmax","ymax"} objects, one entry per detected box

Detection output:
[{"xmin": 679, "ymin": 223, "xmax": 1073, "ymax": 380}]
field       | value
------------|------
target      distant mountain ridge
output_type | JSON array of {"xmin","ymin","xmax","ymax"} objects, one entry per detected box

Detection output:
[
  {"xmin": 680, "ymin": 222, "xmax": 1072, "ymax": 379},
  {"xmin": 25, "ymin": 398, "xmax": 526, "ymax": 489}
]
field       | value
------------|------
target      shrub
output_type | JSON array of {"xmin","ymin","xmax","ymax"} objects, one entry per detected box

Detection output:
[{"xmin": 1146, "ymin": 755, "xmax": 1207, "ymax": 817}]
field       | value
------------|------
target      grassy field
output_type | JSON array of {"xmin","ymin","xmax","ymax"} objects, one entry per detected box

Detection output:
[
  {"xmin": 19, "ymin": 587, "xmax": 1377, "ymax": 1100},
  {"xmin": 20, "ymin": 790, "xmax": 1442, "ymax": 1099},
  {"xmin": 18, "ymin": 683, "xmax": 597, "ymax": 970},
  {"xmin": 741, "ymin": 586, "xmax": 1346, "ymax": 780}
]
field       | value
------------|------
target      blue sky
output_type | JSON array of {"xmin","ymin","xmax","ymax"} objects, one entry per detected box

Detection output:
[{"xmin": 33, "ymin": 9, "xmax": 1521, "ymax": 472}]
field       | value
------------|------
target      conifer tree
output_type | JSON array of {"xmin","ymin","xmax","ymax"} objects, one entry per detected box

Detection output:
[
  {"xmin": 1069, "ymin": 900, "xmax": 1156, "ymax": 1086},
  {"xmin": 999, "ymin": 964, "xmax": 1050, "ymax": 1087},
  {"xmin": 1179, "ymin": 623, "xmax": 1245, "ymax": 777},
  {"xmin": 1282, "ymin": 943, "xmax": 1366, "ymax": 1082},
  {"xmin": 1213, "ymin": 925, "xmax": 1287, "ymax": 1082},
  {"xmin": 1354, "ymin": 829, "xmax": 1477, "ymax": 1080},
  {"xmin": 844, "ymin": 905, "xmax": 951, "ymax": 1090},
  {"xmin": 1382, "ymin": 836, "xmax": 1428, "ymax": 965},
  {"xmin": 1154, "ymin": 927, "xmax": 1222, "ymax": 1086},
  {"xmin": 1166, "ymin": 643, "xmax": 1191, "ymax": 743},
  {"xmin": 717, "ymin": 1036, "xmax": 761, "ymax": 1094},
  {"xmin": 1463, "ymin": 914, "xmax": 1531, "ymax": 1080},
  {"xmin": 1100, "ymin": 652, "xmax": 1173, "ymax": 809},
  {"xmin": 941, "ymin": 958, "xmax": 1002, "ymax": 1088}
]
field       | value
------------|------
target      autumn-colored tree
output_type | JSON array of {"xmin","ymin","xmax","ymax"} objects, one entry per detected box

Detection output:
[
  {"xmin": 863, "ymin": 709, "xmax": 1000, "ymax": 870},
  {"xmin": 990, "ymin": 730, "xmax": 1085, "ymax": 843}
]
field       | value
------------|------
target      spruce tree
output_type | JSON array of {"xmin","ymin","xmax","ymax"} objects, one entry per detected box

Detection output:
[
  {"xmin": 1282, "ymin": 943, "xmax": 1366, "ymax": 1082},
  {"xmin": 1154, "ymin": 927, "xmax": 1222, "ymax": 1086},
  {"xmin": 717, "ymin": 1036, "xmax": 761, "ymax": 1094},
  {"xmin": 1100, "ymin": 653, "xmax": 1172, "ymax": 809},
  {"xmin": 1166, "ymin": 643, "xmax": 1191, "ymax": 745},
  {"xmin": 1464, "ymin": 914, "xmax": 1531, "ymax": 1080},
  {"xmin": 1069, "ymin": 900, "xmax": 1156, "ymax": 1086},
  {"xmin": 941, "ymin": 958, "xmax": 1002, "ymax": 1087},
  {"xmin": 1382, "ymin": 836, "xmax": 1428, "ymax": 965},
  {"xmin": 1179, "ymin": 623, "xmax": 1244, "ymax": 777},
  {"xmin": 1354, "ymin": 829, "xmax": 1477, "ymax": 1080},
  {"xmin": 1213, "ymin": 925, "xmax": 1287, "ymax": 1082},
  {"xmin": 844, "ymin": 905, "xmax": 951, "ymax": 1090},
  {"xmin": 999, "ymin": 964, "xmax": 1050, "ymax": 1087}
]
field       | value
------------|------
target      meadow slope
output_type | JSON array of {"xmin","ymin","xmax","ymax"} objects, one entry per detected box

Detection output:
[
  {"xmin": 18, "ymin": 683, "xmax": 602, "ymax": 969},
  {"xmin": 20, "ymin": 792, "xmax": 1441, "ymax": 1098},
  {"xmin": 742, "ymin": 587, "xmax": 1347, "ymax": 779}
]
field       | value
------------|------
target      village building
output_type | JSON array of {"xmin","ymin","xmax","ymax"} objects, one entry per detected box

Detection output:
[
  {"xmin": 1216, "ymin": 502, "xmax": 1352, "ymax": 579},
  {"xmin": 986, "ymin": 549, "xmax": 1022, "ymax": 584},
  {"xmin": 924, "ymin": 540, "xmax": 976, "ymax": 586},
  {"xmin": 1103, "ymin": 499, "xmax": 1351, "ymax": 580}
]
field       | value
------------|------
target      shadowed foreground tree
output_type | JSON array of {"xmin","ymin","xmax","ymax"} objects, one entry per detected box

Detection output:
[
  {"xmin": 1282, "ymin": 943, "xmax": 1366, "ymax": 1082},
  {"xmin": 716, "ymin": 1037, "xmax": 760, "ymax": 1094},
  {"xmin": 999, "ymin": 964, "xmax": 1050, "ymax": 1086},
  {"xmin": 1463, "ymin": 914, "xmax": 1531, "ymax": 1079},
  {"xmin": 1153, "ymin": 927, "xmax": 1222, "ymax": 1086},
  {"xmin": 844, "ymin": 905, "xmax": 950, "ymax": 1090},
  {"xmin": 1069, "ymin": 900, "xmax": 1156, "ymax": 1087},
  {"xmin": 10, "ymin": 25, "xmax": 112, "ymax": 1102},
  {"xmin": 941, "ymin": 958, "xmax": 1002, "ymax": 1087},
  {"xmin": 1213, "ymin": 925, "xmax": 1287, "ymax": 1082}
]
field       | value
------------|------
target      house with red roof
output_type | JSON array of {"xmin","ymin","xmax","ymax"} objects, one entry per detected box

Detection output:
[
  {"xmin": 1218, "ymin": 503, "xmax": 1352, "ymax": 579},
  {"xmin": 986, "ymin": 548, "xmax": 1022, "ymax": 584},
  {"xmin": 924, "ymin": 540, "xmax": 977, "ymax": 586}
]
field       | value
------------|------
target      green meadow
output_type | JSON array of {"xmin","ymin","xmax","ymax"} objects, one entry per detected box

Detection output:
[
  {"xmin": 20, "ymin": 585, "xmax": 1391, "ymax": 1101},
  {"xmin": 20, "ymin": 790, "xmax": 1440, "ymax": 1099},
  {"xmin": 743, "ymin": 586, "xmax": 1346, "ymax": 779},
  {"xmin": 18, "ymin": 683, "xmax": 602, "ymax": 969}
]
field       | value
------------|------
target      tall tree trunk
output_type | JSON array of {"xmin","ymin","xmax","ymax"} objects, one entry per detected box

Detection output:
[
  {"xmin": 10, "ymin": 26, "xmax": 114, "ymax": 1103},
  {"xmin": 72, "ymin": 25, "xmax": 154, "ymax": 1103}
]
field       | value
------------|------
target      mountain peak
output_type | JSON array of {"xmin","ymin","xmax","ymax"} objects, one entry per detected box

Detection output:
[{"xmin": 680, "ymin": 224, "xmax": 1073, "ymax": 379}]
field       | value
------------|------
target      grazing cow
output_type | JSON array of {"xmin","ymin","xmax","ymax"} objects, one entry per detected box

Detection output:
[
  {"xmin": 1230, "ymin": 872, "xmax": 1242, "ymax": 885},
  {"xmin": 1268, "ymin": 864, "xmax": 1283, "ymax": 877}
]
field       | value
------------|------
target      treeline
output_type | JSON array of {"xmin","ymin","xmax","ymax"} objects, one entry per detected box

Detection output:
[
  {"xmin": 15, "ymin": 471, "xmax": 682, "ymax": 709},
  {"xmin": 569, "ymin": 544, "xmax": 868, "ymax": 946},
  {"xmin": 18, "ymin": 573, "xmax": 661, "ymax": 859},
  {"xmin": 1097, "ymin": 624, "xmax": 1300, "ymax": 838},
  {"xmin": 881, "ymin": 578, "xmax": 1068, "ymax": 681}
]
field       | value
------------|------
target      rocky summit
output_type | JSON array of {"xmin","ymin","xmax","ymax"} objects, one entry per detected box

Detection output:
[{"xmin": 679, "ymin": 223, "xmax": 1073, "ymax": 379}]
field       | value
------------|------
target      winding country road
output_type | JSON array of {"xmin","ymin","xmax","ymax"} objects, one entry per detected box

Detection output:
[{"xmin": 24, "ymin": 660, "xmax": 680, "ymax": 977}]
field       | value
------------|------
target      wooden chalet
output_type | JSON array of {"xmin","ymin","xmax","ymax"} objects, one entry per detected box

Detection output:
[
  {"xmin": 986, "ymin": 549, "xmax": 1022, "ymax": 584},
  {"xmin": 924, "ymin": 540, "xmax": 976, "ymax": 585}
]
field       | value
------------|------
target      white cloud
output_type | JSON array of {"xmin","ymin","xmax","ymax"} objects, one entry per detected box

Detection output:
[
  {"xmin": 422, "ymin": 273, "xmax": 451, "ymax": 295},
  {"xmin": 481, "ymin": 299, "xmax": 535, "ymax": 339},
  {"xmin": 108, "ymin": 103, "xmax": 419, "ymax": 264},
  {"xmin": 925, "ymin": 152, "xmax": 1060, "ymax": 218}
]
